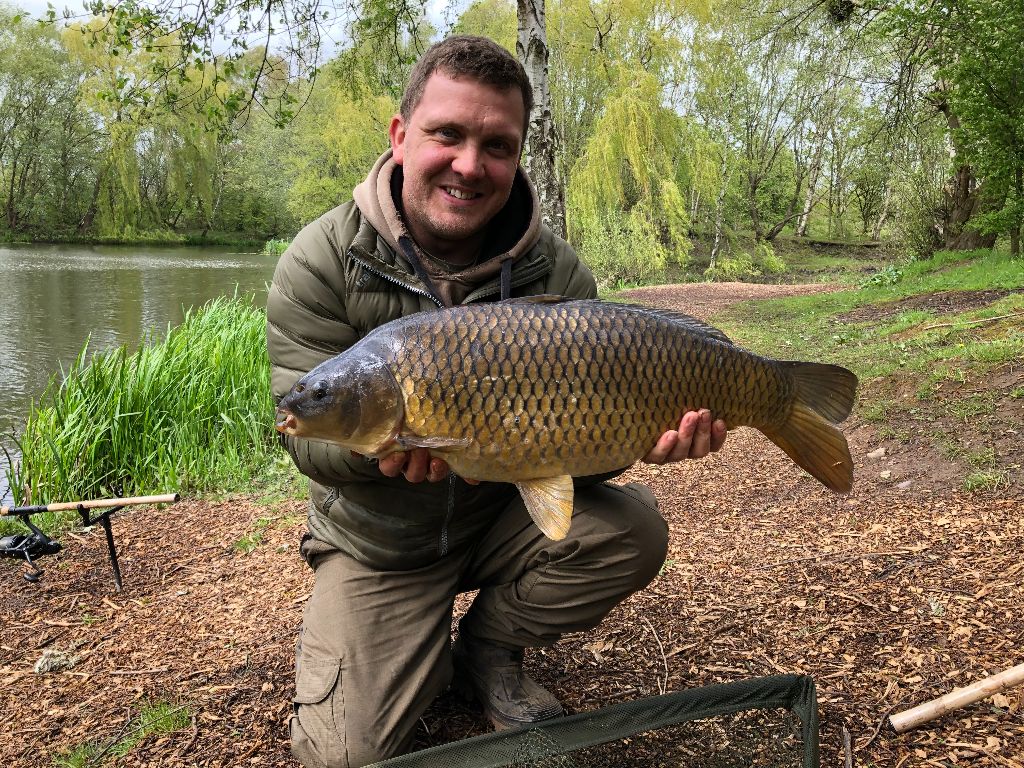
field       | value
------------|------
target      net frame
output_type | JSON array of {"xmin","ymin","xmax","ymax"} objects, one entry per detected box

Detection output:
[{"xmin": 369, "ymin": 674, "xmax": 819, "ymax": 768}]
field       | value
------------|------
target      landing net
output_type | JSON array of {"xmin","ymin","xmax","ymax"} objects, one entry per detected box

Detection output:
[{"xmin": 369, "ymin": 674, "xmax": 818, "ymax": 768}]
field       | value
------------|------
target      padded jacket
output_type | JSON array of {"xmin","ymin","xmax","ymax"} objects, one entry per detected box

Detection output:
[{"xmin": 266, "ymin": 152, "xmax": 597, "ymax": 570}]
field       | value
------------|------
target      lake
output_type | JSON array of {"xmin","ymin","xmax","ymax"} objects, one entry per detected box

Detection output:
[{"xmin": 0, "ymin": 243, "xmax": 282, "ymax": 504}]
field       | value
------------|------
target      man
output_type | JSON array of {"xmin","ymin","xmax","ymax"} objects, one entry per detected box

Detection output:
[{"xmin": 267, "ymin": 35, "xmax": 727, "ymax": 768}]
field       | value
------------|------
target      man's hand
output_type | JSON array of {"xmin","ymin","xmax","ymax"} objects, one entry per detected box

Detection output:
[
  {"xmin": 643, "ymin": 409, "xmax": 727, "ymax": 464},
  {"xmin": 376, "ymin": 449, "xmax": 480, "ymax": 484}
]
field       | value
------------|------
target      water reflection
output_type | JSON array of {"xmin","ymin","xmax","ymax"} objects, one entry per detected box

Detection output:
[{"xmin": 0, "ymin": 242, "xmax": 281, "ymax": 503}]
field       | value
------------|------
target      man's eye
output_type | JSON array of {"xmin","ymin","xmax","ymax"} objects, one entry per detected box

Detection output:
[
  {"xmin": 437, "ymin": 127, "xmax": 458, "ymax": 139},
  {"xmin": 489, "ymin": 140, "xmax": 515, "ymax": 155}
]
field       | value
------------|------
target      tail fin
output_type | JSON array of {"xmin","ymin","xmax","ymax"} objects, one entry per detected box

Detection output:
[{"xmin": 762, "ymin": 362, "xmax": 858, "ymax": 493}]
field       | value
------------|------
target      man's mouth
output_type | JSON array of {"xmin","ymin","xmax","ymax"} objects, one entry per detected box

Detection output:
[{"xmin": 444, "ymin": 187, "xmax": 481, "ymax": 201}]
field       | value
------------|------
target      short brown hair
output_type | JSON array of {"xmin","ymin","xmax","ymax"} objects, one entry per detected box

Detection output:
[{"xmin": 400, "ymin": 35, "xmax": 534, "ymax": 141}]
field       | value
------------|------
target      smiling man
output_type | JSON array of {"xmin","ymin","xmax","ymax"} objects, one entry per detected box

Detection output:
[{"xmin": 267, "ymin": 35, "xmax": 726, "ymax": 767}]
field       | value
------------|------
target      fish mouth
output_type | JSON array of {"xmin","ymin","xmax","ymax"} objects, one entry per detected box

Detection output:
[{"xmin": 275, "ymin": 409, "xmax": 298, "ymax": 434}]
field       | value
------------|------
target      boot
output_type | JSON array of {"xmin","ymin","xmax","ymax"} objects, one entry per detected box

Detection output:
[{"xmin": 451, "ymin": 633, "xmax": 564, "ymax": 731}]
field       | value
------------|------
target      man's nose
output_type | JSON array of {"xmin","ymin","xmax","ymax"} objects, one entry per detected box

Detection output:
[{"xmin": 450, "ymin": 144, "xmax": 484, "ymax": 180}]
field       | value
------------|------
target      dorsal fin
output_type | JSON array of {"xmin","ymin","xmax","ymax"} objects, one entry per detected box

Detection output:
[
  {"xmin": 609, "ymin": 302, "xmax": 733, "ymax": 344},
  {"xmin": 494, "ymin": 296, "xmax": 733, "ymax": 344},
  {"xmin": 496, "ymin": 294, "xmax": 568, "ymax": 305}
]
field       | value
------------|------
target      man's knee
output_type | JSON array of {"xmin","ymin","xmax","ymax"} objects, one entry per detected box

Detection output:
[
  {"xmin": 612, "ymin": 482, "xmax": 669, "ymax": 588},
  {"xmin": 290, "ymin": 653, "xmax": 413, "ymax": 768},
  {"xmin": 574, "ymin": 481, "xmax": 669, "ymax": 589}
]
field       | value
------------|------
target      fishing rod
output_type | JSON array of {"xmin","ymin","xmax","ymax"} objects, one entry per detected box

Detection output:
[{"xmin": 0, "ymin": 493, "xmax": 180, "ymax": 590}]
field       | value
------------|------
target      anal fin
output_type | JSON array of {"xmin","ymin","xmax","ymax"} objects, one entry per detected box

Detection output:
[{"xmin": 515, "ymin": 476, "xmax": 575, "ymax": 540}]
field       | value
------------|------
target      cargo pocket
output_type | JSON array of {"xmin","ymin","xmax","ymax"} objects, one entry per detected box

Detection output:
[{"xmin": 291, "ymin": 655, "xmax": 345, "ymax": 768}]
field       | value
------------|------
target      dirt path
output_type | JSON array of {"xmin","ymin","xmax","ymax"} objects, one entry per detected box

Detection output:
[{"xmin": 2, "ymin": 282, "xmax": 1021, "ymax": 767}]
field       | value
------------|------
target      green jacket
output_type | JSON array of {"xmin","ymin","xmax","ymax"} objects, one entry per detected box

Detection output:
[{"xmin": 267, "ymin": 152, "xmax": 597, "ymax": 570}]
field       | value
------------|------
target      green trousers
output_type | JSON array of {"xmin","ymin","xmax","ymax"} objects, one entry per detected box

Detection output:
[{"xmin": 289, "ymin": 482, "xmax": 668, "ymax": 768}]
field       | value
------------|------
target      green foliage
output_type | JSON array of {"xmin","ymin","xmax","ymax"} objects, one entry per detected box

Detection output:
[
  {"xmin": 704, "ymin": 241, "xmax": 784, "ymax": 281},
  {"xmin": 568, "ymin": 71, "xmax": 691, "ymax": 286},
  {"xmin": 281, "ymin": 68, "xmax": 394, "ymax": 223},
  {"xmin": 263, "ymin": 238, "xmax": 292, "ymax": 256},
  {"xmin": 6, "ymin": 297, "xmax": 276, "ymax": 507},
  {"xmin": 53, "ymin": 700, "xmax": 191, "ymax": 766},
  {"xmin": 452, "ymin": 0, "xmax": 516, "ymax": 51},
  {"xmin": 859, "ymin": 263, "xmax": 904, "ymax": 288}
]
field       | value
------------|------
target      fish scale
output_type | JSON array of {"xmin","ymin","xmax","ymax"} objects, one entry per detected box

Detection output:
[{"xmin": 276, "ymin": 297, "xmax": 858, "ymax": 540}]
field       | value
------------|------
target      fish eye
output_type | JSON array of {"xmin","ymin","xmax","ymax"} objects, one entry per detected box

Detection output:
[{"xmin": 313, "ymin": 382, "xmax": 329, "ymax": 400}]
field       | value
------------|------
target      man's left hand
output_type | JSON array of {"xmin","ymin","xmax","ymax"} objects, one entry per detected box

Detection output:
[{"xmin": 643, "ymin": 409, "xmax": 727, "ymax": 464}]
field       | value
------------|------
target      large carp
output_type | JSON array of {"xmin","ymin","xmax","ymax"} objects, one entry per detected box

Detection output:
[{"xmin": 275, "ymin": 297, "xmax": 858, "ymax": 540}]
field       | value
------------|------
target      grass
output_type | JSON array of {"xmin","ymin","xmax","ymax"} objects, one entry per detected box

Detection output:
[
  {"xmin": 3, "ymin": 296, "xmax": 277, "ymax": 535},
  {"xmin": 53, "ymin": 700, "xmax": 192, "ymax": 767},
  {"xmin": 716, "ymin": 250, "xmax": 1024, "ymax": 382},
  {"xmin": 233, "ymin": 516, "xmax": 273, "ymax": 554},
  {"xmin": 711, "ymin": 248, "xmax": 1023, "ymax": 488}
]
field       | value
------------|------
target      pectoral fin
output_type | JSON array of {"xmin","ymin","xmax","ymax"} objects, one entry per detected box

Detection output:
[
  {"xmin": 515, "ymin": 476, "xmax": 575, "ymax": 540},
  {"xmin": 396, "ymin": 434, "xmax": 473, "ymax": 450}
]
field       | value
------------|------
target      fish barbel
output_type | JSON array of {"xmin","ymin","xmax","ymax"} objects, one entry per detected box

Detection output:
[{"xmin": 275, "ymin": 297, "xmax": 858, "ymax": 540}]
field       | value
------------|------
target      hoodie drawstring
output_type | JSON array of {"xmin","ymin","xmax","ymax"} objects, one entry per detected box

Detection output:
[
  {"xmin": 500, "ymin": 258, "xmax": 512, "ymax": 300},
  {"xmin": 398, "ymin": 235, "xmax": 446, "ymax": 307}
]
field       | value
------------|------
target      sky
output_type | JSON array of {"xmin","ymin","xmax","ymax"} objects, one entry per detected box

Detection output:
[{"xmin": 7, "ymin": 0, "xmax": 467, "ymax": 53}]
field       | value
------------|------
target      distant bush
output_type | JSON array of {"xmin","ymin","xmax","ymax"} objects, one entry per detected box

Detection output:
[
  {"xmin": 263, "ymin": 238, "xmax": 292, "ymax": 257},
  {"xmin": 704, "ymin": 241, "xmax": 785, "ymax": 281},
  {"xmin": 859, "ymin": 263, "xmax": 904, "ymax": 288}
]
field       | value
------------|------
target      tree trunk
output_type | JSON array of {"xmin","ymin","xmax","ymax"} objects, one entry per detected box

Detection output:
[
  {"xmin": 797, "ymin": 151, "xmax": 823, "ymax": 237},
  {"xmin": 1010, "ymin": 166, "xmax": 1023, "ymax": 258},
  {"xmin": 78, "ymin": 166, "xmax": 105, "ymax": 235},
  {"xmin": 937, "ymin": 104, "xmax": 998, "ymax": 251},
  {"xmin": 709, "ymin": 150, "xmax": 730, "ymax": 270},
  {"xmin": 871, "ymin": 180, "xmax": 891, "ymax": 241},
  {"xmin": 517, "ymin": 0, "xmax": 566, "ymax": 239},
  {"xmin": 943, "ymin": 163, "xmax": 998, "ymax": 250}
]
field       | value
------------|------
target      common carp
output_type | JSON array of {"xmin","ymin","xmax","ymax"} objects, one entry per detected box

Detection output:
[{"xmin": 275, "ymin": 297, "xmax": 858, "ymax": 540}]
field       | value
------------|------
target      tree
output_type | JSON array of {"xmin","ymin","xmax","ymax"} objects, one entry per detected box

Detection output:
[
  {"xmin": 567, "ymin": 71, "xmax": 691, "ymax": 286},
  {"xmin": 933, "ymin": 0, "xmax": 1024, "ymax": 256},
  {"xmin": 0, "ymin": 10, "xmax": 95, "ymax": 235},
  {"xmin": 518, "ymin": 0, "xmax": 564, "ymax": 237}
]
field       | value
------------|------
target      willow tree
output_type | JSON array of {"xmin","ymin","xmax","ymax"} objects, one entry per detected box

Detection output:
[
  {"xmin": 281, "ymin": 73, "xmax": 395, "ymax": 224},
  {"xmin": 568, "ymin": 72, "xmax": 690, "ymax": 286}
]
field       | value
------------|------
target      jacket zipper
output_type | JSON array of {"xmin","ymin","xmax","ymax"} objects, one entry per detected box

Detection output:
[
  {"xmin": 352, "ymin": 248, "xmax": 459, "ymax": 555},
  {"xmin": 349, "ymin": 250, "xmax": 444, "ymax": 308},
  {"xmin": 438, "ymin": 473, "xmax": 457, "ymax": 557}
]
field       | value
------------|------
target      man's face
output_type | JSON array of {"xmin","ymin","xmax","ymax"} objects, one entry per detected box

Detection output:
[{"xmin": 389, "ymin": 73, "xmax": 526, "ymax": 260}]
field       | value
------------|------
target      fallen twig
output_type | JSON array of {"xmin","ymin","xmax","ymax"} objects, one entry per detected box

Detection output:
[
  {"xmin": 641, "ymin": 616, "xmax": 668, "ymax": 695},
  {"xmin": 922, "ymin": 312, "xmax": 1024, "ymax": 331},
  {"xmin": 890, "ymin": 662, "xmax": 1024, "ymax": 733}
]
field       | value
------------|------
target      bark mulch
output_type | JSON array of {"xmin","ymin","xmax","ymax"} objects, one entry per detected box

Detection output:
[{"xmin": 2, "ymin": 282, "xmax": 1021, "ymax": 767}]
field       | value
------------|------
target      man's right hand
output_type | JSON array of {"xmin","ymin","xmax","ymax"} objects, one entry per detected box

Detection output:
[
  {"xmin": 378, "ymin": 448, "xmax": 444, "ymax": 483},
  {"xmin": 372, "ymin": 449, "xmax": 480, "ymax": 485}
]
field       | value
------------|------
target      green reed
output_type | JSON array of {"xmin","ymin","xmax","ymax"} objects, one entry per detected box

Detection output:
[{"xmin": 6, "ymin": 297, "xmax": 277, "ymax": 507}]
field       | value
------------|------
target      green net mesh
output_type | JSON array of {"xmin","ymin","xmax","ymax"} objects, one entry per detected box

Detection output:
[{"xmin": 369, "ymin": 674, "xmax": 818, "ymax": 768}]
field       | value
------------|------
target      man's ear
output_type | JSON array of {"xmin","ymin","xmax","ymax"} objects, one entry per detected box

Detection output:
[{"xmin": 388, "ymin": 114, "xmax": 406, "ymax": 165}]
